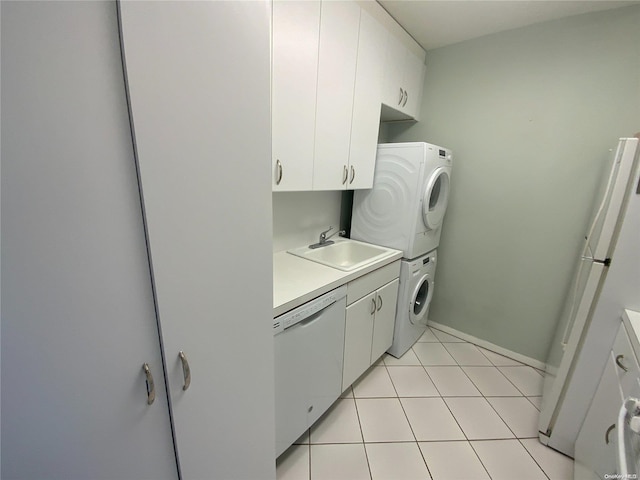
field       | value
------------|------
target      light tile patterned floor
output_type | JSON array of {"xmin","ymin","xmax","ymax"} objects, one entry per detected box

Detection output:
[{"xmin": 276, "ymin": 327, "xmax": 574, "ymax": 480}]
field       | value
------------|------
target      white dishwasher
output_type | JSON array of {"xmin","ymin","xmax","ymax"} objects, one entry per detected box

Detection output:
[{"xmin": 274, "ymin": 285, "xmax": 347, "ymax": 458}]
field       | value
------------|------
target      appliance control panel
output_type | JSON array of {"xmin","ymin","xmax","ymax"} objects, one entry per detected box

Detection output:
[{"xmin": 273, "ymin": 285, "xmax": 347, "ymax": 336}]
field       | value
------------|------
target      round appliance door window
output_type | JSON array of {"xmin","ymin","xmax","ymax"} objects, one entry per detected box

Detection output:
[
  {"xmin": 410, "ymin": 274, "xmax": 433, "ymax": 326},
  {"xmin": 422, "ymin": 167, "xmax": 450, "ymax": 230}
]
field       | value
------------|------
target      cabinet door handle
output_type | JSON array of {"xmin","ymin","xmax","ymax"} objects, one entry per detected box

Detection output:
[
  {"xmin": 179, "ymin": 351, "xmax": 191, "ymax": 391},
  {"xmin": 616, "ymin": 354, "xmax": 629, "ymax": 372},
  {"xmin": 342, "ymin": 165, "xmax": 348, "ymax": 185},
  {"xmin": 142, "ymin": 363, "xmax": 155, "ymax": 405},
  {"xmin": 605, "ymin": 423, "xmax": 616, "ymax": 444},
  {"xmin": 376, "ymin": 295, "xmax": 383, "ymax": 311},
  {"xmin": 349, "ymin": 166, "xmax": 355, "ymax": 184},
  {"xmin": 371, "ymin": 298, "xmax": 377, "ymax": 315},
  {"xmin": 275, "ymin": 159, "xmax": 283, "ymax": 185},
  {"xmin": 403, "ymin": 90, "xmax": 408, "ymax": 107},
  {"xmin": 398, "ymin": 88, "xmax": 404, "ymax": 106}
]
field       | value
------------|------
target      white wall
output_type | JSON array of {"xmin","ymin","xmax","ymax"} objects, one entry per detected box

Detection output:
[
  {"xmin": 272, "ymin": 191, "xmax": 343, "ymax": 252},
  {"xmin": 387, "ymin": 5, "xmax": 640, "ymax": 361}
]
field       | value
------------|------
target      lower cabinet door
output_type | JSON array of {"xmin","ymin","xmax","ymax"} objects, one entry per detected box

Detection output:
[
  {"xmin": 343, "ymin": 293, "xmax": 376, "ymax": 391},
  {"xmin": 371, "ymin": 279, "xmax": 400, "ymax": 363},
  {"xmin": 574, "ymin": 353, "xmax": 624, "ymax": 479}
]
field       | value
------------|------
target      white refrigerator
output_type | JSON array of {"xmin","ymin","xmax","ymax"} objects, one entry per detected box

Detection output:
[{"xmin": 539, "ymin": 137, "xmax": 640, "ymax": 456}]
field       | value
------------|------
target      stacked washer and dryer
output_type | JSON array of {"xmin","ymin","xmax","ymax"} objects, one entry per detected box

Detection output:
[{"xmin": 351, "ymin": 142, "xmax": 452, "ymax": 358}]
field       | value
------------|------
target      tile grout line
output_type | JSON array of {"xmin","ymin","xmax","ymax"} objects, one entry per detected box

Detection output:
[
  {"xmin": 426, "ymin": 334, "xmax": 496, "ymax": 477},
  {"xmin": 425, "ymin": 336, "xmax": 531, "ymax": 446},
  {"xmin": 496, "ymin": 365, "xmax": 541, "ymax": 397},
  {"xmin": 382, "ymin": 349, "xmax": 436, "ymax": 480},
  {"xmin": 351, "ymin": 389, "xmax": 374, "ymax": 480},
  {"xmin": 467, "ymin": 440, "xmax": 501, "ymax": 480},
  {"xmin": 450, "ymin": 340, "xmax": 531, "ymax": 442},
  {"xmin": 381, "ymin": 360, "xmax": 423, "ymax": 444},
  {"xmin": 526, "ymin": 395, "xmax": 542, "ymax": 411},
  {"xmin": 423, "ymin": 339, "xmax": 475, "ymax": 445},
  {"xmin": 516, "ymin": 438, "xmax": 553, "ymax": 480}
]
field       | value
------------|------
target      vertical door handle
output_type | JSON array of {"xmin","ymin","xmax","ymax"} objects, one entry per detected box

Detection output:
[
  {"xmin": 179, "ymin": 351, "xmax": 191, "ymax": 391},
  {"xmin": 398, "ymin": 87, "xmax": 404, "ymax": 105},
  {"xmin": 616, "ymin": 354, "xmax": 629, "ymax": 372},
  {"xmin": 349, "ymin": 165, "xmax": 355, "ymax": 184},
  {"xmin": 275, "ymin": 159, "xmax": 283, "ymax": 185},
  {"xmin": 370, "ymin": 298, "xmax": 376, "ymax": 315},
  {"xmin": 605, "ymin": 423, "xmax": 616, "ymax": 444},
  {"xmin": 342, "ymin": 165, "xmax": 348, "ymax": 185},
  {"xmin": 403, "ymin": 90, "xmax": 408, "ymax": 107},
  {"xmin": 376, "ymin": 295, "xmax": 383, "ymax": 311},
  {"xmin": 142, "ymin": 363, "xmax": 155, "ymax": 405}
]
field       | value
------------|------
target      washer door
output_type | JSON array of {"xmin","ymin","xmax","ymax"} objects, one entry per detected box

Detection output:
[
  {"xmin": 410, "ymin": 274, "xmax": 433, "ymax": 326},
  {"xmin": 422, "ymin": 167, "xmax": 450, "ymax": 231}
]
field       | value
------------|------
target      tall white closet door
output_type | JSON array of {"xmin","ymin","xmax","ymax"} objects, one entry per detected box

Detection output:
[
  {"xmin": 1, "ymin": 2, "xmax": 177, "ymax": 479},
  {"xmin": 118, "ymin": 2, "xmax": 276, "ymax": 479}
]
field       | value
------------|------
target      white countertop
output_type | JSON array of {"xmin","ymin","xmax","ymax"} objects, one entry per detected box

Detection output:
[
  {"xmin": 273, "ymin": 248, "xmax": 403, "ymax": 318},
  {"xmin": 623, "ymin": 309, "xmax": 640, "ymax": 356}
]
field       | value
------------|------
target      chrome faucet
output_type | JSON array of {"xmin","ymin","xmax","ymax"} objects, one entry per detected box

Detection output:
[{"xmin": 309, "ymin": 226, "xmax": 346, "ymax": 249}]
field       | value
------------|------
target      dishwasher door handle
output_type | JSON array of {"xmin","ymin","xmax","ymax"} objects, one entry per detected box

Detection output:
[{"xmin": 286, "ymin": 302, "xmax": 337, "ymax": 330}]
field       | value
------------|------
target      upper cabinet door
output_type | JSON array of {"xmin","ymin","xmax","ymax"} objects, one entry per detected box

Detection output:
[
  {"xmin": 347, "ymin": 9, "xmax": 386, "ymax": 190},
  {"xmin": 119, "ymin": 2, "xmax": 276, "ymax": 479},
  {"xmin": 313, "ymin": 1, "xmax": 361, "ymax": 191},
  {"xmin": 382, "ymin": 32, "xmax": 406, "ymax": 111},
  {"xmin": 402, "ymin": 48, "xmax": 426, "ymax": 120},
  {"xmin": 380, "ymin": 29, "xmax": 426, "ymax": 122},
  {"xmin": 2, "ymin": 2, "xmax": 177, "ymax": 479},
  {"xmin": 272, "ymin": 0, "xmax": 320, "ymax": 191}
]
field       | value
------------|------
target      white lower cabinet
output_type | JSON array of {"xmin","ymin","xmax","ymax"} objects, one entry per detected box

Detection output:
[
  {"xmin": 574, "ymin": 321, "xmax": 640, "ymax": 479},
  {"xmin": 342, "ymin": 263, "xmax": 400, "ymax": 391},
  {"xmin": 343, "ymin": 291, "xmax": 378, "ymax": 391},
  {"xmin": 371, "ymin": 280, "xmax": 401, "ymax": 363}
]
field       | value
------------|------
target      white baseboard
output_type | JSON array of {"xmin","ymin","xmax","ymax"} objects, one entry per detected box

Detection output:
[{"xmin": 427, "ymin": 320, "xmax": 546, "ymax": 371}]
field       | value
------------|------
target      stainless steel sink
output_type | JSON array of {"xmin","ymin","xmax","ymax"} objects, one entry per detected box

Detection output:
[{"xmin": 287, "ymin": 238, "xmax": 399, "ymax": 272}]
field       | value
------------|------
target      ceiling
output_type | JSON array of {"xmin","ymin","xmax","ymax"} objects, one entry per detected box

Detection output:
[{"xmin": 378, "ymin": 0, "xmax": 640, "ymax": 50}]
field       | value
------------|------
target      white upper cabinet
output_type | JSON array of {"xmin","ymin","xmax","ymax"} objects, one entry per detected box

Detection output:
[
  {"xmin": 382, "ymin": 32, "xmax": 406, "ymax": 111},
  {"xmin": 347, "ymin": 8, "xmax": 387, "ymax": 190},
  {"xmin": 381, "ymin": 30, "xmax": 426, "ymax": 121},
  {"xmin": 272, "ymin": 1, "xmax": 320, "ymax": 191},
  {"xmin": 312, "ymin": 0, "xmax": 361, "ymax": 191},
  {"xmin": 270, "ymin": 0, "xmax": 426, "ymax": 191},
  {"xmin": 402, "ymin": 48, "xmax": 427, "ymax": 119}
]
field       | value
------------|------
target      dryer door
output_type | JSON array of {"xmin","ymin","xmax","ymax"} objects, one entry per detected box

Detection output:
[
  {"xmin": 409, "ymin": 274, "xmax": 433, "ymax": 326},
  {"xmin": 422, "ymin": 167, "xmax": 450, "ymax": 231}
]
